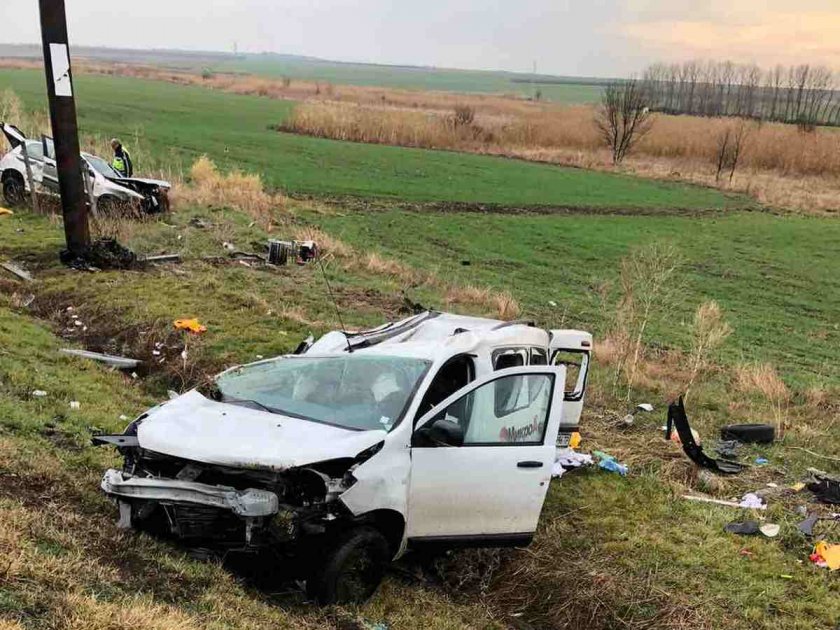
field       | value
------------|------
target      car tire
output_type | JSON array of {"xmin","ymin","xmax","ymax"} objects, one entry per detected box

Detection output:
[
  {"xmin": 306, "ymin": 526, "xmax": 390, "ymax": 605},
  {"xmin": 2, "ymin": 172, "xmax": 26, "ymax": 207},
  {"xmin": 720, "ymin": 423, "xmax": 776, "ymax": 444}
]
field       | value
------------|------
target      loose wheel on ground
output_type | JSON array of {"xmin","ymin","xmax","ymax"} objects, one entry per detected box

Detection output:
[{"xmin": 306, "ymin": 526, "xmax": 390, "ymax": 605}]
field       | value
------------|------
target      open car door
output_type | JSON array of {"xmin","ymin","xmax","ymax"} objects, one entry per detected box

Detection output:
[
  {"xmin": 407, "ymin": 365, "xmax": 565, "ymax": 547},
  {"xmin": 549, "ymin": 330, "xmax": 592, "ymax": 444},
  {"xmin": 1, "ymin": 123, "xmax": 26, "ymax": 150}
]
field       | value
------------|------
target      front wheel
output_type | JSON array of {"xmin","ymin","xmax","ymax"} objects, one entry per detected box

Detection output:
[
  {"xmin": 306, "ymin": 526, "xmax": 390, "ymax": 605},
  {"xmin": 2, "ymin": 173, "xmax": 26, "ymax": 207}
]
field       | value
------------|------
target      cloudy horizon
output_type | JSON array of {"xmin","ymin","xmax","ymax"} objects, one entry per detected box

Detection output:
[{"xmin": 1, "ymin": 0, "xmax": 837, "ymax": 78}]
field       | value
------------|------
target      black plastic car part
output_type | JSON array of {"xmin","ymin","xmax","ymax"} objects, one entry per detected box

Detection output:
[{"xmin": 667, "ymin": 397, "xmax": 746, "ymax": 475}]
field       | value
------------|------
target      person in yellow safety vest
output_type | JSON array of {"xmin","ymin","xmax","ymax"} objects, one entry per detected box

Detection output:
[{"xmin": 110, "ymin": 138, "xmax": 133, "ymax": 178}]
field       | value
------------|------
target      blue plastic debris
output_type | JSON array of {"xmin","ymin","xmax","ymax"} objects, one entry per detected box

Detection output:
[
  {"xmin": 755, "ymin": 457, "xmax": 769, "ymax": 465},
  {"xmin": 594, "ymin": 450, "xmax": 629, "ymax": 476}
]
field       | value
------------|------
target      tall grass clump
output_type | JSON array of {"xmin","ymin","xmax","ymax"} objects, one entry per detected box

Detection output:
[
  {"xmin": 684, "ymin": 300, "xmax": 733, "ymax": 401},
  {"xmin": 608, "ymin": 243, "xmax": 683, "ymax": 398},
  {"xmin": 734, "ymin": 362, "xmax": 790, "ymax": 436},
  {"xmin": 174, "ymin": 156, "xmax": 283, "ymax": 230}
]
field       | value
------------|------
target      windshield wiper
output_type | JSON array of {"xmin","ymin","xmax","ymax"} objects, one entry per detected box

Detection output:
[{"xmin": 223, "ymin": 397, "xmax": 283, "ymax": 416}]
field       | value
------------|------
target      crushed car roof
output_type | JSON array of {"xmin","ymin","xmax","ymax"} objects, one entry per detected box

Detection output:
[{"xmin": 305, "ymin": 311, "xmax": 549, "ymax": 360}]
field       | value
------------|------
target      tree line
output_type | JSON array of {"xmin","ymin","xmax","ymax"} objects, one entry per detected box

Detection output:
[{"xmin": 642, "ymin": 61, "xmax": 840, "ymax": 129}]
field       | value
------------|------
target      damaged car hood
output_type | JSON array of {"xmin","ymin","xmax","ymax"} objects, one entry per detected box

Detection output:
[{"xmin": 137, "ymin": 390, "xmax": 387, "ymax": 470}]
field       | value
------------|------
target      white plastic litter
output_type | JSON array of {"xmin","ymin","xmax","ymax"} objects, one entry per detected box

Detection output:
[
  {"xmin": 69, "ymin": 401, "xmax": 80, "ymax": 410},
  {"xmin": 32, "ymin": 390, "xmax": 47, "ymax": 398},
  {"xmin": 760, "ymin": 523, "xmax": 780, "ymax": 538},
  {"xmin": 738, "ymin": 493, "xmax": 767, "ymax": 510},
  {"xmin": 552, "ymin": 448, "xmax": 594, "ymax": 478}
]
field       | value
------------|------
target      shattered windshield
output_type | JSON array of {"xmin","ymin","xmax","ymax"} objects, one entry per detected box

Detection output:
[
  {"xmin": 85, "ymin": 154, "xmax": 121, "ymax": 178},
  {"xmin": 214, "ymin": 355, "xmax": 431, "ymax": 432}
]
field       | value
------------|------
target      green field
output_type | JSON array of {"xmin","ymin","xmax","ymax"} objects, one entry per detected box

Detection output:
[
  {"xmin": 0, "ymin": 68, "xmax": 738, "ymax": 210},
  {"xmin": 312, "ymin": 209, "xmax": 840, "ymax": 385},
  {"xmin": 1, "ymin": 66, "xmax": 838, "ymax": 630},
  {"xmin": 210, "ymin": 54, "xmax": 606, "ymax": 103}
]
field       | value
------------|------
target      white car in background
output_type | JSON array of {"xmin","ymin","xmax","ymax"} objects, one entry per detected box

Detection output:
[
  {"xmin": 0, "ymin": 122, "xmax": 170, "ymax": 213},
  {"xmin": 94, "ymin": 311, "xmax": 592, "ymax": 604}
]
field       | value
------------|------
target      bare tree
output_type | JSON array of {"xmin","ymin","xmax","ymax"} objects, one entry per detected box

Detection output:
[
  {"xmin": 714, "ymin": 121, "xmax": 750, "ymax": 184},
  {"xmin": 595, "ymin": 79, "xmax": 654, "ymax": 165},
  {"xmin": 641, "ymin": 59, "xmax": 839, "ymax": 127}
]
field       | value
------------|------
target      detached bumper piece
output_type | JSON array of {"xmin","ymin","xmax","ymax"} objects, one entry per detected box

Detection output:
[{"xmin": 101, "ymin": 469, "xmax": 279, "ymax": 544}]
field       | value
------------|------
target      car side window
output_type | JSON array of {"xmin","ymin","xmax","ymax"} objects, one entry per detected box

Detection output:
[
  {"xmin": 530, "ymin": 348, "xmax": 548, "ymax": 365},
  {"xmin": 24, "ymin": 141, "xmax": 43, "ymax": 161},
  {"xmin": 415, "ymin": 355, "xmax": 475, "ymax": 422},
  {"xmin": 552, "ymin": 351, "xmax": 589, "ymax": 400},
  {"xmin": 428, "ymin": 373, "xmax": 554, "ymax": 445}
]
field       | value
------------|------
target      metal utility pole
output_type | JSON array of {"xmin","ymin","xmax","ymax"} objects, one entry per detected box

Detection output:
[{"xmin": 38, "ymin": 0, "xmax": 89, "ymax": 255}]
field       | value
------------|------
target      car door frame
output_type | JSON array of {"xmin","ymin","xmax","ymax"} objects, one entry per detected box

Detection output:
[{"xmin": 406, "ymin": 365, "xmax": 566, "ymax": 548}]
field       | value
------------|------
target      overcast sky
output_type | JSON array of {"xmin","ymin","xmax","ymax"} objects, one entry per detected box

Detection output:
[{"xmin": 1, "ymin": 0, "xmax": 837, "ymax": 77}]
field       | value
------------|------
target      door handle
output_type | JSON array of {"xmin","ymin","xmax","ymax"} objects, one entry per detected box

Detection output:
[{"xmin": 517, "ymin": 461, "xmax": 543, "ymax": 469}]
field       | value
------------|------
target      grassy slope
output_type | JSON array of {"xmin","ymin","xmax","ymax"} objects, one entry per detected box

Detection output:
[
  {"xmin": 311, "ymin": 208, "xmax": 840, "ymax": 385},
  {"xmin": 0, "ymin": 68, "xmax": 738, "ymax": 210},
  {"xmin": 0, "ymin": 208, "xmax": 837, "ymax": 629}
]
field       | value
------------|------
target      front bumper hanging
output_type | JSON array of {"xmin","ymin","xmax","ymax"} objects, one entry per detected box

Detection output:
[{"xmin": 100, "ymin": 469, "xmax": 280, "ymax": 518}]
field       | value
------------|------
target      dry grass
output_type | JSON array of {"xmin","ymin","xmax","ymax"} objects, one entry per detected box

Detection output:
[
  {"xmin": 733, "ymin": 362, "xmax": 791, "ymax": 436},
  {"xmin": 444, "ymin": 285, "xmax": 522, "ymax": 321},
  {"xmin": 684, "ymin": 300, "xmax": 733, "ymax": 401},
  {"xmin": 292, "ymin": 226, "xmax": 354, "ymax": 258},
  {"xmin": 173, "ymin": 156, "xmax": 284, "ymax": 230},
  {"xmin": 0, "ymin": 88, "xmax": 50, "ymax": 139},
  {"xmin": 281, "ymin": 101, "xmax": 840, "ymax": 214}
]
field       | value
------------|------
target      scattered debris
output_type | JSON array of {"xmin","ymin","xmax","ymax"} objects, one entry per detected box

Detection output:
[
  {"xmin": 0, "ymin": 206, "xmax": 13, "ymax": 216},
  {"xmin": 60, "ymin": 348, "xmax": 141, "ymax": 370},
  {"xmin": 724, "ymin": 520, "xmax": 760, "ymax": 535},
  {"xmin": 594, "ymin": 451, "xmax": 628, "ymax": 476},
  {"xmin": 31, "ymin": 390, "xmax": 47, "ymax": 398},
  {"xmin": 142, "ymin": 254, "xmax": 182, "ymax": 264},
  {"xmin": 552, "ymin": 448, "xmax": 593, "ymax": 478},
  {"xmin": 61, "ymin": 238, "xmax": 137, "ymax": 271},
  {"xmin": 755, "ymin": 457, "xmax": 770, "ymax": 466},
  {"xmin": 806, "ymin": 469, "xmax": 840, "ymax": 505},
  {"xmin": 617, "ymin": 402, "xmax": 655, "ymax": 427},
  {"xmin": 1, "ymin": 261, "xmax": 34, "ymax": 282},
  {"xmin": 760, "ymin": 523, "xmax": 781, "ymax": 538},
  {"xmin": 223, "ymin": 241, "xmax": 236, "ymax": 251},
  {"xmin": 667, "ymin": 397, "xmax": 745, "ymax": 475},
  {"xmin": 173, "ymin": 318, "xmax": 207, "ymax": 334},
  {"xmin": 811, "ymin": 542, "xmax": 839, "ymax": 570},
  {"xmin": 720, "ymin": 423, "xmax": 775, "ymax": 444},
  {"xmin": 798, "ymin": 513, "xmax": 840, "ymax": 537},
  {"xmin": 189, "ymin": 216, "xmax": 212, "ymax": 229},
  {"xmin": 715, "ymin": 440, "xmax": 742, "ymax": 459},
  {"xmin": 739, "ymin": 493, "xmax": 767, "ymax": 510},
  {"xmin": 69, "ymin": 401, "xmax": 80, "ymax": 410},
  {"xmin": 267, "ymin": 239, "xmax": 319, "ymax": 265},
  {"xmin": 682, "ymin": 493, "xmax": 767, "ymax": 510}
]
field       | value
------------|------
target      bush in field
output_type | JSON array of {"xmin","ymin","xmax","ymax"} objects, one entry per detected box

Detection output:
[
  {"xmin": 174, "ymin": 156, "xmax": 284, "ymax": 230},
  {"xmin": 609, "ymin": 242, "xmax": 683, "ymax": 397}
]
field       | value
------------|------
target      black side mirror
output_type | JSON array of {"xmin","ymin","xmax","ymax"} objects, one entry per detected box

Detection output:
[{"xmin": 416, "ymin": 418, "xmax": 464, "ymax": 448}]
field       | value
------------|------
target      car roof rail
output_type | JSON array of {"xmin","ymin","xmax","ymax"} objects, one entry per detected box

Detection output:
[
  {"xmin": 346, "ymin": 311, "xmax": 441, "ymax": 350},
  {"xmin": 491, "ymin": 319, "xmax": 536, "ymax": 331}
]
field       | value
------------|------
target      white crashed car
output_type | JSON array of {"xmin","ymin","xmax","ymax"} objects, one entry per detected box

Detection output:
[
  {"xmin": 1, "ymin": 122, "xmax": 170, "ymax": 213},
  {"xmin": 95, "ymin": 311, "xmax": 592, "ymax": 604}
]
